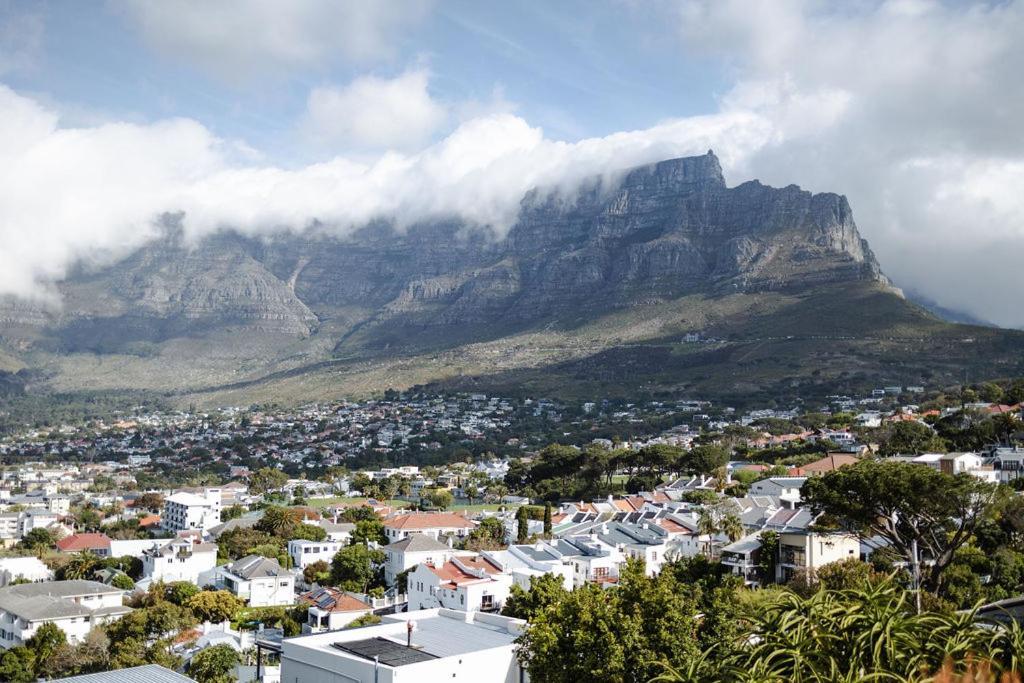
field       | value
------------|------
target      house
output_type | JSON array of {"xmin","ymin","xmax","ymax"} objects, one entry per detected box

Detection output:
[
  {"xmin": 318, "ymin": 520, "xmax": 355, "ymax": 543},
  {"xmin": 789, "ymin": 454, "xmax": 860, "ymax": 476},
  {"xmin": 764, "ymin": 508, "xmax": 861, "ymax": 583},
  {"xmin": 749, "ymin": 477, "xmax": 808, "ymax": 504},
  {"xmin": 0, "ymin": 557, "xmax": 52, "ymax": 586},
  {"xmin": 57, "ymin": 533, "xmax": 112, "ymax": 556},
  {"xmin": 288, "ymin": 539, "xmax": 347, "ymax": 573},
  {"xmin": 300, "ymin": 587, "xmax": 373, "ymax": 633},
  {"xmin": 140, "ymin": 537, "xmax": 218, "ymax": 587},
  {"xmin": 382, "ymin": 512, "xmax": 476, "ymax": 543},
  {"xmin": 505, "ymin": 543, "xmax": 574, "ymax": 590},
  {"xmin": 406, "ymin": 555, "xmax": 511, "ymax": 613},
  {"xmin": 161, "ymin": 490, "xmax": 222, "ymax": 534},
  {"xmin": 0, "ymin": 580, "xmax": 131, "ymax": 649},
  {"xmin": 218, "ymin": 555, "xmax": 296, "ymax": 607},
  {"xmin": 549, "ymin": 536, "xmax": 625, "ymax": 587},
  {"xmin": 990, "ymin": 447, "xmax": 1024, "ymax": 483},
  {"xmin": 51, "ymin": 664, "xmax": 194, "ymax": 682},
  {"xmin": 281, "ymin": 608, "xmax": 527, "ymax": 683},
  {"xmin": 384, "ymin": 534, "xmax": 454, "ymax": 587}
]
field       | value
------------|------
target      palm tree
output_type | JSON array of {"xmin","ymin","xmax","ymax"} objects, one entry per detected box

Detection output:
[
  {"xmin": 61, "ymin": 551, "xmax": 101, "ymax": 580},
  {"xmin": 720, "ymin": 512, "xmax": 745, "ymax": 543},
  {"xmin": 697, "ymin": 509, "xmax": 719, "ymax": 557}
]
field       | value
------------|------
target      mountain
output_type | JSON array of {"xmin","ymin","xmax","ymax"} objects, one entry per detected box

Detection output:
[{"xmin": 2, "ymin": 151, "xmax": 1022, "ymax": 405}]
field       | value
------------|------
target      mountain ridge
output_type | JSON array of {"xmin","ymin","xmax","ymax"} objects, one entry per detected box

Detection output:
[{"xmin": 0, "ymin": 151, "xmax": 1020, "ymax": 405}]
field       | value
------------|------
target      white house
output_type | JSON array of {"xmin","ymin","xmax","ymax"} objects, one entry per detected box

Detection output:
[
  {"xmin": 219, "ymin": 555, "xmax": 296, "ymax": 607},
  {"xmin": 382, "ymin": 512, "xmax": 476, "ymax": 543},
  {"xmin": 162, "ymin": 490, "xmax": 222, "ymax": 534},
  {"xmin": 281, "ymin": 608, "xmax": 527, "ymax": 683},
  {"xmin": 505, "ymin": 544, "xmax": 574, "ymax": 591},
  {"xmin": 0, "ymin": 557, "xmax": 52, "ymax": 587},
  {"xmin": 0, "ymin": 580, "xmax": 131, "ymax": 649},
  {"xmin": 288, "ymin": 539, "xmax": 347, "ymax": 573},
  {"xmin": 406, "ymin": 555, "xmax": 512, "ymax": 613},
  {"xmin": 300, "ymin": 587, "xmax": 373, "ymax": 633},
  {"xmin": 141, "ymin": 538, "xmax": 218, "ymax": 586},
  {"xmin": 384, "ymin": 534, "xmax": 454, "ymax": 587},
  {"xmin": 749, "ymin": 476, "xmax": 808, "ymax": 504}
]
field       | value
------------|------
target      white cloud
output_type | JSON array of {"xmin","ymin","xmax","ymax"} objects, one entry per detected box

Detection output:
[
  {"xmin": 113, "ymin": 0, "xmax": 432, "ymax": 81},
  {"xmin": 303, "ymin": 69, "xmax": 447, "ymax": 151},
  {"xmin": 674, "ymin": 0, "xmax": 1024, "ymax": 327},
  {"xmin": 0, "ymin": 83, "xmax": 771, "ymax": 302}
]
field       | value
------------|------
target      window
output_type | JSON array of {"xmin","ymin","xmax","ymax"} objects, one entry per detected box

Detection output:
[{"xmin": 593, "ymin": 567, "xmax": 609, "ymax": 579}]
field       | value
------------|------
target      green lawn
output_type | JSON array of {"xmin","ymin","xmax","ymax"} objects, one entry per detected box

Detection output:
[{"xmin": 307, "ymin": 496, "xmax": 512, "ymax": 514}]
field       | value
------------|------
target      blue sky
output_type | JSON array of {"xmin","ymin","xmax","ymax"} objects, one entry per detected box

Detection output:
[
  {"xmin": 1, "ymin": 1, "xmax": 1023, "ymax": 327},
  {"xmin": 4, "ymin": 1, "xmax": 723, "ymax": 161}
]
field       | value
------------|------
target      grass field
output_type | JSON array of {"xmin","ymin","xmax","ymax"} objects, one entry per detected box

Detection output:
[{"xmin": 307, "ymin": 496, "xmax": 512, "ymax": 514}]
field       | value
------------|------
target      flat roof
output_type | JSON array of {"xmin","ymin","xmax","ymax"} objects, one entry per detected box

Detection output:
[
  {"xmin": 332, "ymin": 637, "xmax": 439, "ymax": 667},
  {"xmin": 284, "ymin": 609, "xmax": 522, "ymax": 665}
]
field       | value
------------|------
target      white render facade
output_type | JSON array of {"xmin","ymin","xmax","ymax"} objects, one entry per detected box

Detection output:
[
  {"xmin": 281, "ymin": 608, "xmax": 527, "ymax": 683},
  {"xmin": 0, "ymin": 581, "xmax": 131, "ymax": 650},
  {"xmin": 162, "ymin": 490, "xmax": 222, "ymax": 533},
  {"xmin": 219, "ymin": 555, "xmax": 296, "ymax": 607},
  {"xmin": 288, "ymin": 539, "xmax": 347, "ymax": 572},
  {"xmin": 141, "ymin": 538, "xmax": 218, "ymax": 585}
]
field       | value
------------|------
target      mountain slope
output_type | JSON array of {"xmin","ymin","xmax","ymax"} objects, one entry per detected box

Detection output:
[{"xmin": 1, "ymin": 151, "xmax": 1021, "ymax": 404}]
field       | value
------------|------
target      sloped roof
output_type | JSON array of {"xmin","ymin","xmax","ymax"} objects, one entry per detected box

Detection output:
[
  {"xmin": 300, "ymin": 586, "xmax": 371, "ymax": 613},
  {"xmin": 389, "ymin": 534, "xmax": 451, "ymax": 553},
  {"xmin": 383, "ymin": 512, "xmax": 475, "ymax": 530},
  {"xmin": 56, "ymin": 533, "xmax": 111, "ymax": 552},
  {"xmin": 229, "ymin": 555, "xmax": 289, "ymax": 579}
]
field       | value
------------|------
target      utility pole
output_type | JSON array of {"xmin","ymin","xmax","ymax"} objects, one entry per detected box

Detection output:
[{"xmin": 911, "ymin": 538, "xmax": 922, "ymax": 615}]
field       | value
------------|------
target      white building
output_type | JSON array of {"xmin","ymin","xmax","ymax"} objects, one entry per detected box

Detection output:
[
  {"xmin": 300, "ymin": 587, "xmax": 374, "ymax": 633},
  {"xmin": 288, "ymin": 539, "xmax": 347, "ymax": 572},
  {"xmin": 162, "ymin": 490, "xmax": 222, "ymax": 534},
  {"xmin": 0, "ymin": 580, "xmax": 131, "ymax": 649},
  {"xmin": 382, "ymin": 512, "xmax": 476, "ymax": 543},
  {"xmin": 0, "ymin": 557, "xmax": 52, "ymax": 587},
  {"xmin": 407, "ymin": 555, "xmax": 512, "ymax": 613},
  {"xmin": 281, "ymin": 608, "xmax": 527, "ymax": 683},
  {"xmin": 384, "ymin": 534, "xmax": 454, "ymax": 587},
  {"xmin": 141, "ymin": 538, "xmax": 218, "ymax": 586},
  {"xmin": 219, "ymin": 555, "xmax": 296, "ymax": 607}
]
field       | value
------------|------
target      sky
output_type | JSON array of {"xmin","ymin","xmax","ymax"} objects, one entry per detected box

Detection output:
[{"xmin": 1, "ymin": 0, "xmax": 1023, "ymax": 327}]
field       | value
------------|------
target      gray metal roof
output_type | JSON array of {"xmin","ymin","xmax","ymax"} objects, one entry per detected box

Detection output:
[
  {"xmin": 53, "ymin": 664, "xmax": 195, "ymax": 682},
  {"xmin": 0, "ymin": 580, "xmax": 126, "ymax": 621},
  {"xmin": 389, "ymin": 534, "xmax": 450, "ymax": 553},
  {"xmin": 229, "ymin": 554, "xmax": 289, "ymax": 579}
]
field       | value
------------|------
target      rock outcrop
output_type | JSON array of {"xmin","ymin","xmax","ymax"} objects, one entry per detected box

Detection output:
[{"xmin": 2, "ymin": 151, "xmax": 892, "ymax": 360}]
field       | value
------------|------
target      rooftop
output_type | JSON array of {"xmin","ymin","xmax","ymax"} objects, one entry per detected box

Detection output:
[
  {"xmin": 383, "ymin": 512, "xmax": 476, "ymax": 530},
  {"xmin": 53, "ymin": 664, "xmax": 195, "ymax": 682}
]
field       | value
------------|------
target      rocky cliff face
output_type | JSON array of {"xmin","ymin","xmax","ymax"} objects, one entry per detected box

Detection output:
[{"xmin": 1, "ymin": 151, "xmax": 892, "ymax": 359}]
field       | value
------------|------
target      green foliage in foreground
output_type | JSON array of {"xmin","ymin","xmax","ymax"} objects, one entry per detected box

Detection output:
[{"xmin": 515, "ymin": 558, "xmax": 1024, "ymax": 683}]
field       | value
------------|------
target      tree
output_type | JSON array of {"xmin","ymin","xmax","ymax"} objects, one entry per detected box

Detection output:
[
  {"xmin": 217, "ymin": 528, "xmax": 279, "ymax": 560},
  {"xmin": 186, "ymin": 591, "xmax": 244, "ymax": 623},
  {"xmin": 543, "ymin": 503, "xmax": 553, "ymax": 537},
  {"xmin": 249, "ymin": 467, "xmax": 288, "ymax": 496},
  {"xmin": 516, "ymin": 505, "xmax": 529, "ymax": 544},
  {"xmin": 111, "ymin": 573, "xmax": 136, "ymax": 591},
  {"xmin": 254, "ymin": 505, "xmax": 304, "ymax": 538},
  {"xmin": 684, "ymin": 444, "xmax": 730, "ymax": 475},
  {"xmin": 423, "ymin": 488, "xmax": 453, "ymax": 510},
  {"xmin": 803, "ymin": 460, "xmax": 1001, "ymax": 591},
  {"xmin": 60, "ymin": 551, "xmax": 102, "ymax": 580},
  {"xmin": 165, "ymin": 581, "xmax": 200, "ymax": 606},
  {"xmin": 0, "ymin": 646, "xmax": 35, "ymax": 683},
  {"xmin": 345, "ymin": 613, "xmax": 382, "ymax": 629},
  {"xmin": 331, "ymin": 544, "xmax": 385, "ymax": 593},
  {"xmin": 220, "ymin": 504, "xmax": 245, "ymax": 522},
  {"xmin": 516, "ymin": 560, "xmax": 699, "ymax": 683},
  {"xmin": 303, "ymin": 560, "xmax": 330, "ymax": 585},
  {"xmin": 18, "ymin": 527, "xmax": 57, "ymax": 554},
  {"xmin": 502, "ymin": 573, "xmax": 568, "ymax": 621},
  {"xmin": 464, "ymin": 484, "xmax": 479, "ymax": 506},
  {"xmin": 289, "ymin": 523, "xmax": 328, "ymax": 542},
  {"xmin": 466, "ymin": 517, "xmax": 506, "ymax": 551},
  {"xmin": 188, "ymin": 643, "xmax": 240, "ymax": 683},
  {"xmin": 27, "ymin": 621, "xmax": 66, "ymax": 675},
  {"xmin": 134, "ymin": 492, "xmax": 164, "ymax": 512},
  {"xmin": 878, "ymin": 420, "xmax": 947, "ymax": 456},
  {"xmin": 350, "ymin": 519, "xmax": 387, "ymax": 546}
]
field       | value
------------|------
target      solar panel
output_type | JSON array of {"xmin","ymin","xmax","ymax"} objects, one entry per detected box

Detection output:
[{"xmin": 331, "ymin": 637, "xmax": 438, "ymax": 667}]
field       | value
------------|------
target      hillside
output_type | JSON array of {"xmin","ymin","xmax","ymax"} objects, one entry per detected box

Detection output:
[{"xmin": 1, "ymin": 151, "xmax": 1022, "ymax": 406}]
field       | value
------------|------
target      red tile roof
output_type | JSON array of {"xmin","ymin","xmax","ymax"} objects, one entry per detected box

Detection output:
[
  {"xmin": 138, "ymin": 514, "xmax": 161, "ymax": 527},
  {"xmin": 384, "ymin": 513, "xmax": 475, "ymax": 530},
  {"xmin": 56, "ymin": 533, "xmax": 112, "ymax": 552},
  {"xmin": 300, "ymin": 587, "xmax": 372, "ymax": 613}
]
